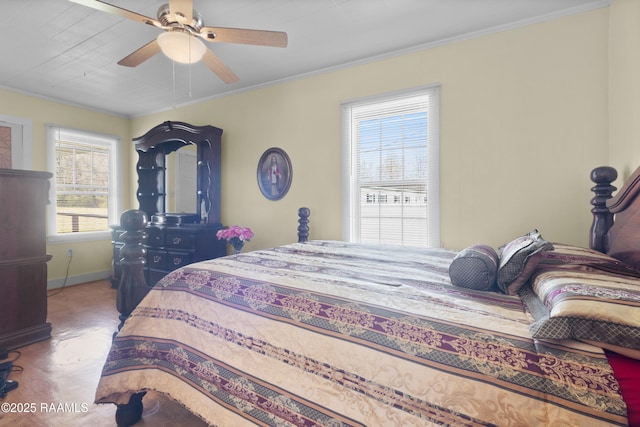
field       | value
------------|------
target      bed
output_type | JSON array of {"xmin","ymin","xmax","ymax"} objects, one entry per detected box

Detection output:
[{"xmin": 96, "ymin": 166, "xmax": 640, "ymax": 426}]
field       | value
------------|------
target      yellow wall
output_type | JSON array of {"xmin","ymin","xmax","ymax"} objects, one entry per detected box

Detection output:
[
  {"xmin": 3, "ymin": 2, "xmax": 635, "ymax": 285},
  {"xmin": 0, "ymin": 90, "xmax": 132, "ymax": 285},
  {"xmin": 133, "ymin": 7, "xmax": 610, "ymax": 251},
  {"xmin": 609, "ymin": 0, "xmax": 640, "ymax": 180}
]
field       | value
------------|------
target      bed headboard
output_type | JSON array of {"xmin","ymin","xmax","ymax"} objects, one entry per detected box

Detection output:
[{"xmin": 590, "ymin": 165, "xmax": 640, "ymax": 271}]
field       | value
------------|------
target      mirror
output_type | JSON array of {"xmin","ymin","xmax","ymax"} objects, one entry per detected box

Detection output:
[{"xmin": 173, "ymin": 150, "xmax": 198, "ymax": 213}]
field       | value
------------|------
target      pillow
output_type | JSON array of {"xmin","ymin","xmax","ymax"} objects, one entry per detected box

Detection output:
[
  {"xmin": 537, "ymin": 242, "xmax": 640, "ymax": 276},
  {"xmin": 497, "ymin": 229, "xmax": 554, "ymax": 295},
  {"xmin": 449, "ymin": 244, "xmax": 499, "ymax": 292},
  {"xmin": 520, "ymin": 244, "xmax": 640, "ymax": 356}
]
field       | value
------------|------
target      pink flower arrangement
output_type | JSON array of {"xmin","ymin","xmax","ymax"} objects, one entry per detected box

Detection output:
[
  {"xmin": 216, "ymin": 225, "xmax": 254, "ymax": 242},
  {"xmin": 217, "ymin": 225, "xmax": 254, "ymax": 253}
]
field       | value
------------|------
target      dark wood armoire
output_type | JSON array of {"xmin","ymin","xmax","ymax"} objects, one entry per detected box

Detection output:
[{"xmin": 0, "ymin": 168, "xmax": 53, "ymax": 350}]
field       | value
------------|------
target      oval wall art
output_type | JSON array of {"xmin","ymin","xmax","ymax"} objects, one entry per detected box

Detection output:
[{"xmin": 257, "ymin": 147, "xmax": 292, "ymax": 201}]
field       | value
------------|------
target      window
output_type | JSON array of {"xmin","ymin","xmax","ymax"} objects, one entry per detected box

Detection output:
[
  {"xmin": 46, "ymin": 125, "xmax": 120, "ymax": 242},
  {"xmin": 342, "ymin": 86, "xmax": 440, "ymax": 247}
]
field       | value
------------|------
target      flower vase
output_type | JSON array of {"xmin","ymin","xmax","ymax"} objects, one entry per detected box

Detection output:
[{"xmin": 230, "ymin": 238, "xmax": 244, "ymax": 255}]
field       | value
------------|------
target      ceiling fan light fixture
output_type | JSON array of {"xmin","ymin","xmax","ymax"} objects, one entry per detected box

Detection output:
[{"xmin": 157, "ymin": 31, "xmax": 206, "ymax": 64}]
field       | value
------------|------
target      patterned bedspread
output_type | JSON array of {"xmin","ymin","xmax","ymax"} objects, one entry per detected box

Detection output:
[{"xmin": 95, "ymin": 241, "xmax": 628, "ymax": 426}]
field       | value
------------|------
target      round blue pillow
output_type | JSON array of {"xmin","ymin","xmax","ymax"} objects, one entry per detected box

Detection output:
[{"xmin": 448, "ymin": 244, "xmax": 499, "ymax": 291}]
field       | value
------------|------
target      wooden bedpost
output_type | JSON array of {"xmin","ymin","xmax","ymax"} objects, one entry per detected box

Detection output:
[
  {"xmin": 116, "ymin": 209, "xmax": 148, "ymax": 331},
  {"xmin": 110, "ymin": 210, "xmax": 149, "ymax": 426},
  {"xmin": 298, "ymin": 207, "xmax": 310, "ymax": 242},
  {"xmin": 115, "ymin": 392, "xmax": 145, "ymax": 427},
  {"xmin": 590, "ymin": 166, "xmax": 617, "ymax": 253}
]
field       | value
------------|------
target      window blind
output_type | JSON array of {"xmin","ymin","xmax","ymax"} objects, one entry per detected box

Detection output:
[
  {"xmin": 342, "ymin": 86, "xmax": 440, "ymax": 247},
  {"xmin": 46, "ymin": 125, "xmax": 120, "ymax": 238}
]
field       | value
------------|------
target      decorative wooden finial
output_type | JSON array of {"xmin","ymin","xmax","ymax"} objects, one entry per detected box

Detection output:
[
  {"xmin": 589, "ymin": 166, "xmax": 617, "ymax": 253},
  {"xmin": 298, "ymin": 207, "xmax": 310, "ymax": 242}
]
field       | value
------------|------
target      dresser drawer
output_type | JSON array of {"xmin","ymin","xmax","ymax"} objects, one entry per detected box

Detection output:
[
  {"xmin": 147, "ymin": 249, "xmax": 167, "ymax": 270},
  {"xmin": 165, "ymin": 231, "xmax": 195, "ymax": 250},
  {"xmin": 167, "ymin": 251, "xmax": 193, "ymax": 269},
  {"xmin": 146, "ymin": 227, "xmax": 164, "ymax": 247},
  {"xmin": 147, "ymin": 269, "xmax": 166, "ymax": 287}
]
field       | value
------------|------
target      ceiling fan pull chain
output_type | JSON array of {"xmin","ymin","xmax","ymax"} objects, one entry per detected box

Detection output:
[
  {"xmin": 189, "ymin": 64, "xmax": 193, "ymax": 99},
  {"xmin": 172, "ymin": 59, "xmax": 176, "ymax": 108},
  {"xmin": 189, "ymin": 41, "xmax": 193, "ymax": 99}
]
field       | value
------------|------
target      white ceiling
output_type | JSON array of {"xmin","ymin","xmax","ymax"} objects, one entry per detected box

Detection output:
[{"xmin": 0, "ymin": 0, "xmax": 609, "ymax": 117}]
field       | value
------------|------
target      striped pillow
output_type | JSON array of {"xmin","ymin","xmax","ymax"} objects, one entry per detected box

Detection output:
[{"xmin": 522, "ymin": 245, "xmax": 640, "ymax": 356}]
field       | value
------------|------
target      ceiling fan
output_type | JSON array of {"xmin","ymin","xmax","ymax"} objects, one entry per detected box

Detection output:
[{"xmin": 68, "ymin": 0, "xmax": 288, "ymax": 83}]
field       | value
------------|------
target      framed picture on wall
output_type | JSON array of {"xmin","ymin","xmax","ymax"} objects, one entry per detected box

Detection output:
[{"xmin": 257, "ymin": 147, "xmax": 292, "ymax": 201}]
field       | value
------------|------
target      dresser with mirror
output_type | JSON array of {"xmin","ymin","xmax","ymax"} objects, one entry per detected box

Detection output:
[{"xmin": 111, "ymin": 121, "xmax": 226, "ymax": 288}]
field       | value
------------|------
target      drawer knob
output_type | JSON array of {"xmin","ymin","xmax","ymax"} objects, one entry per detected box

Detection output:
[
  {"xmin": 173, "ymin": 257, "xmax": 182, "ymax": 265},
  {"xmin": 173, "ymin": 237, "xmax": 182, "ymax": 244}
]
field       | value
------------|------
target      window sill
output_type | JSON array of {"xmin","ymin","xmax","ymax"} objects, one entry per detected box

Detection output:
[{"xmin": 47, "ymin": 230, "xmax": 111, "ymax": 244}]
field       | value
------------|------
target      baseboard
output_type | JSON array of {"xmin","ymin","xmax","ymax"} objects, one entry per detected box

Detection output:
[{"xmin": 47, "ymin": 270, "xmax": 111, "ymax": 290}]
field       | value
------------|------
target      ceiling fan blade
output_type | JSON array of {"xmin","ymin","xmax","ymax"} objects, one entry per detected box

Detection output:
[
  {"xmin": 68, "ymin": 0, "xmax": 162, "ymax": 28},
  {"xmin": 202, "ymin": 49, "xmax": 239, "ymax": 84},
  {"xmin": 199, "ymin": 27, "xmax": 288, "ymax": 48},
  {"xmin": 118, "ymin": 40, "xmax": 161, "ymax": 67},
  {"xmin": 169, "ymin": 0, "xmax": 193, "ymax": 23}
]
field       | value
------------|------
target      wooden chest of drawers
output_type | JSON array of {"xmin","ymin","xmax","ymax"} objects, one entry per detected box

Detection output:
[
  {"xmin": 0, "ymin": 169, "xmax": 53, "ymax": 350},
  {"xmin": 111, "ymin": 221, "xmax": 226, "ymax": 288}
]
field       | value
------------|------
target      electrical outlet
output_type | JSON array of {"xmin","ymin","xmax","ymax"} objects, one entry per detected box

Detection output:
[{"xmin": 67, "ymin": 249, "xmax": 73, "ymax": 257}]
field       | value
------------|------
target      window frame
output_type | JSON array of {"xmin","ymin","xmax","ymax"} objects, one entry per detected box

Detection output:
[
  {"xmin": 46, "ymin": 125, "xmax": 121, "ymax": 243},
  {"xmin": 0, "ymin": 114, "xmax": 32, "ymax": 170},
  {"xmin": 341, "ymin": 85, "xmax": 441, "ymax": 247}
]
